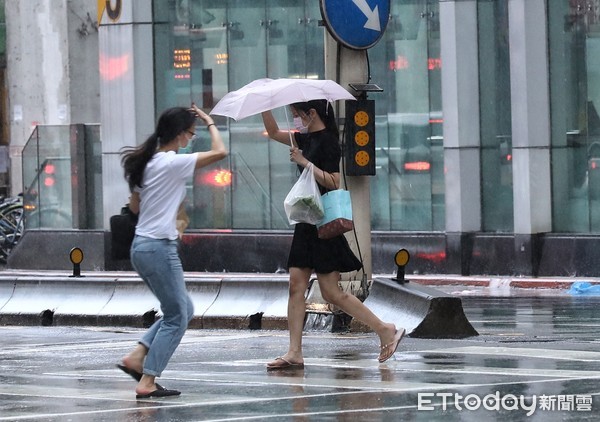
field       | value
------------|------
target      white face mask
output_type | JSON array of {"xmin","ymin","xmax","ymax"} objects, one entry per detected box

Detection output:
[{"xmin": 293, "ymin": 115, "xmax": 312, "ymax": 134}]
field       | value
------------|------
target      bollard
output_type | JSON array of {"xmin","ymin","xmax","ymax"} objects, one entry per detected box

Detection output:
[
  {"xmin": 392, "ymin": 249, "xmax": 410, "ymax": 284},
  {"xmin": 69, "ymin": 247, "xmax": 85, "ymax": 278}
]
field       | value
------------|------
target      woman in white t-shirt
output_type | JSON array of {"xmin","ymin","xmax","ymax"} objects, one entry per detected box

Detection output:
[{"xmin": 117, "ymin": 104, "xmax": 227, "ymax": 399}]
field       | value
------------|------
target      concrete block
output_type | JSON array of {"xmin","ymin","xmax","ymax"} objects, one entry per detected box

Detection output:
[
  {"xmin": 202, "ymin": 276, "xmax": 289, "ymax": 329},
  {"xmin": 0, "ymin": 277, "xmax": 115, "ymax": 317},
  {"xmin": 97, "ymin": 278, "xmax": 160, "ymax": 317},
  {"xmin": 355, "ymin": 277, "xmax": 478, "ymax": 339},
  {"xmin": 188, "ymin": 278, "xmax": 222, "ymax": 316},
  {"xmin": 0, "ymin": 279, "xmax": 14, "ymax": 311},
  {"xmin": 0, "ymin": 273, "xmax": 290, "ymax": 330}
]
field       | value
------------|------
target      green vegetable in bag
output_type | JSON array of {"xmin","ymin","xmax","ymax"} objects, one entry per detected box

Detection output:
[{"xmin": 284, "ymin": 164, "xmax": 324, "ymax": 225}]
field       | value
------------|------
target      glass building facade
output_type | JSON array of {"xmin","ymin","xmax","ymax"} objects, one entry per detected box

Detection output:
[
  {"xmin": 549, "ymin": 0, "xmax": 600, "ymax": 232},
  {"xmin": 150, "ymin": 0, "xmax": 600, "ymax": 235},
  {"xmin": 478, "ymin": 0, "xmax": 513, "ymax": 232},
  {"xmin": 151, "ymin": 0, "xmax": 444, "ymax": 232},
  {"xmin": 88, "ymin": 0, "xmax": 600, "ymax": 275}
]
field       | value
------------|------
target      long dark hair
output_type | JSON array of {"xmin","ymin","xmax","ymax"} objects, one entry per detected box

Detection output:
[
  {"xmin": 292, "ymin": 99, "xmax": 339, "ymax": 138},
  {"xmin": 120, "ymin": 107, "xmax": 196, "ymax": 191}
]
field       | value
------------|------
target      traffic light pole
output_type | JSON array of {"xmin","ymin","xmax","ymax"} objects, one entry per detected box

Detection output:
[{"xmin": 324, "ymin": 34, "xmax": 374, "ymax": 289}]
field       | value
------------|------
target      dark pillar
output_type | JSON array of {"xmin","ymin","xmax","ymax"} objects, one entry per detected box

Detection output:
[
  {"xmin": 513, "ymin": 233, "xmax": 544, "ymax": 276},
  {"xmin": 446, "ymin": 232, "xmax": 473, "ymax": 275}
]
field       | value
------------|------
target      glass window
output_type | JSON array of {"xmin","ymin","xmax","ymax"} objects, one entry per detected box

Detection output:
[
  {"xmin": 478, "ymin": 0, "xmax": 513, "ymax": 232},
  {"xmin": 549, "ymin": 0, "xmax": 600, "ymax": 232},
  {"xmin": 153, "ymin": 0, "xmax": 443, "ymax": 231},
  {"xmin": 22, "ymin": 126, "xmax": 73, "ymax": 229},
  {"xmin": 369, "ymin": 0, "xmax": 443, "ymax": 231}
]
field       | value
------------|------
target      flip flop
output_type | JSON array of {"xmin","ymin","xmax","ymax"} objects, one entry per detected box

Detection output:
[
  {"xmin": 136, "ymin": 388, "xmax": 181, "ymax": 399},
  {"xmin": 378, "ymin": 328, "xmax": 406, "ymax": 363},
  {"xmin": 266, "ymin": 357, "xmax": 305, "ymax": 371},
  {"xmin": 116, "ymin": 364, "xmax": 165, "ymax": 390}
]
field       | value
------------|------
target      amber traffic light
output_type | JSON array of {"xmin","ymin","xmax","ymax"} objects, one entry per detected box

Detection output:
[{"xmin": 345, "ymin": 100, "xmax": 375, "ymax": 175}]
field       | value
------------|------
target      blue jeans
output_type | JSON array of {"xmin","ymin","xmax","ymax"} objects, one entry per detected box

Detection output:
[{"xmin": 130, "ymin": 235, "xmax": 194, "ymax": 377}]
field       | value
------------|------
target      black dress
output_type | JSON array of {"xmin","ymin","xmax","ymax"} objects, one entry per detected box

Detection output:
[{"xmin": 287, "ymin": 129, "xmax": 363, "ymax": 274}]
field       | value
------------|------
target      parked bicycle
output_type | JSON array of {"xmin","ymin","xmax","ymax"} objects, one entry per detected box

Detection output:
[{"xmin": 0, "ymin": 195, "xmax": 24, "ymax": 263}]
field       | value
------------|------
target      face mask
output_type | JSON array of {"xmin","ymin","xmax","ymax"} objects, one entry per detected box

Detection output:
[
  {"xmin": 293, "ymin": 116, "xmax": 311, "ymax": 134},
  {"xmin": 178, "ymin": 138, "xmax": 194, "ymax": 154}
]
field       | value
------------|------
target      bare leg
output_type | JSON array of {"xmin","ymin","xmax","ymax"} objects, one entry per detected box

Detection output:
[
  {"xmin": 317, "ymin": 272, "xmax": 404, "ymax": 360},
  {"xmin": 121, "ymin": 344, "xmax": 162, "ymax": 394},
  {"xmin": 121, "ymin": 343, "xmax": 148, "ymax": 373},
  {"xmin": 267, "ymin": 267, "xmax": 311, "ymax": 367},
  {"xmin": 136, "ymin": 374, "xmax": 159, "ymax": 395}
]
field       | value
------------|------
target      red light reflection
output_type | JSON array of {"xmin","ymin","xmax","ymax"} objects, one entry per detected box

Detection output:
[
  {"xmin": 389, "ymin": 56, "xmax": 442, "ymax": 71},
  {"xmin": 100, "ymin": 53, "xmax": 130, "ymax": 81},
  {"xmin": 415, "ymin": 251, "xmax": 446, "ymax": 263},
  {"xmin": 201, "ymin": 170, "xmax": 232, "ymax": 187},
  {"xmin": 404, "ymin": 161, "xmax": 431, "ymax": 172},
  {"xmin": 428, "ymin": 58, "xmax": 442, "ymax": 70},
  {"xmin": 44, "ymin": 163, "xmax": 56, "ymax": 174}
]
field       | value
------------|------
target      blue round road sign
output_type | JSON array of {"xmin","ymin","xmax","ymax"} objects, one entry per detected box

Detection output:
[{"xmin": 320, "ymin": 0, "xmax": 390, "ymax": 50}]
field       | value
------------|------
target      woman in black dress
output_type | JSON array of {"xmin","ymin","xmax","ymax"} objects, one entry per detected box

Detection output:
[{"xmin": 261, "ymin": 99, "xmax": 405, "ymax": 370}]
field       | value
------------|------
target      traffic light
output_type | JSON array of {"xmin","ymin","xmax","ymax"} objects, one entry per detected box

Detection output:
[{"xmin": 345, "ymin": 99, "xmax": 376, "ymax": 176}]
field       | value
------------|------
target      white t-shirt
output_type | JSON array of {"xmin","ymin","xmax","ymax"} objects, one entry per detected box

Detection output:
[{"xmin": 135, "ymin": 151, "xmax": 197, "ymax": 240}]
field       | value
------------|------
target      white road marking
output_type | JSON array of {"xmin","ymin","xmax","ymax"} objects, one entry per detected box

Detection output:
[
  {"xmin": 415, "ymin": 346, "xmax": 600, "ymax": 361},
  {"xmin": 3, "ymin": 337, "xmax": 600, "ymax": 420}
]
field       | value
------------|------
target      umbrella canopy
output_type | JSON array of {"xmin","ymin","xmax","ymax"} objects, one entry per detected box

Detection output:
[{"xmin": 210, "ymin": 78, "xmax": 356, "ymax": 121}]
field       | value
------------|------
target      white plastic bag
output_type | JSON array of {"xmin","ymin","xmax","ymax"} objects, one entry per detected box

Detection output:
[{"xmin": 284, "ymin": 163, "xmax": 324, "ymax": 225}]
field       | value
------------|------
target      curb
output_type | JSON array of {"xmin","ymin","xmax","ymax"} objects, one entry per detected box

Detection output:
[{"xmin": 402, "ymin": 275, "xmax": 600, "ymax": 290}]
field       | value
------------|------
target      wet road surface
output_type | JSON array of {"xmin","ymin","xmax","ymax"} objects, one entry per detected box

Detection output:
[{"xmin": 1, "ymin": 292, "xmax": 599, "ymax": 421}]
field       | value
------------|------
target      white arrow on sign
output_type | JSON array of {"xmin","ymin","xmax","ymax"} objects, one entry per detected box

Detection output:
[{"xmin": 352, "ymin": 0, "xmax": 380, "ymax": 32}]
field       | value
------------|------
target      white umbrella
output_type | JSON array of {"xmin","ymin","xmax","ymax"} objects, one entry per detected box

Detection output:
[{"xmin": 210, "ymin": 78, "xmax": 356, "ymax": 121}]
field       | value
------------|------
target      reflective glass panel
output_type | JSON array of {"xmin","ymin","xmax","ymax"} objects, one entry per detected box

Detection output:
[
  {"xmin": 549, "ymin": 0, "xmax": 600, "ymax": 232},
  {"xmin": 478, "ymin": 0, "xmax": 513, "ymax": 231},
  {"xmin": 369, "ymin": 0, "xmax": 443, "ymax": 231},
  {"xmin": 22, "ymin": 126, "xmax": 73, "ymax": 229}
]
